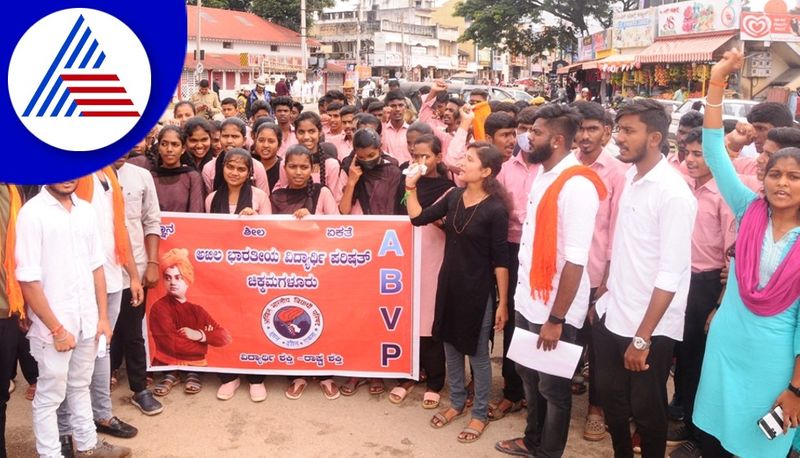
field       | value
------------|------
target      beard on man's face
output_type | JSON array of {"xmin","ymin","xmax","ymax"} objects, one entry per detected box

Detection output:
[{"xmin": 526, "ymin": 142, "xmax": 554, "ymax": 164}]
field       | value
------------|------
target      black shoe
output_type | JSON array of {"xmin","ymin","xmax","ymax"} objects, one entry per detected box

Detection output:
[
  {"xmin": 131, "ymin": 389, "xmax": 164, "ymax": 416},
  {"xmin": 667, "ymin": 397, "xmax": 685, "ymax": 421},
  {"xmin": 60, "ymin": 434, "xmax": 74, "ymax": 458},
  {"xmin": 669, "ymin": 440, "xmax": 702, "ymax": 458},
  {"xmin": 95, "ymin": 416, "xmax": 138, "ymax": 439},
  {"xmin": 666, "ymin": 421, "xmax": 690, "ymax": 446}
]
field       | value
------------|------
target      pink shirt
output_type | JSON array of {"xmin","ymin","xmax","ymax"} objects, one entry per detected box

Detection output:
[
  {"xmin": 445, "ymin": 127, "xmax": 469, "ymax": 172},
  {"xmin": 383, "ymin": 122, "xmax": 411, "ymax": 164},
  {"xmin": 274, "ymin": 157, "xmax": 343, "ymax": 202},
  {"xmin": 419, "ymin": 97, "xmax": 447, "ymax": 131},
  {"xmin": 326, "ymin": 131, "xmax": 354, "ymax": 161},
  {"xmin": 202, "ymin": 156, "xmax": 270, "ymax": 195},
  {"xmin": 578, "ymin": 149, "xmax": 628, "ymax": 288},
  {"xmin": 666, "ymin": 150, "xmax": 689, "ymax": 175},
  {"xmin": 313, "ymin": 186, "xmax": 340, "ymax": 215},
  {"xmin": 276, "ymin": 126, "xmax": 298, "ymax": 159},
  {"xmin": 204, "ymin": 187, "xmax": 272, "ymax": 215},
  {"xmin": 685, "ymin": 177, "xmax": 736, "ymax": 272},
  {"xmin": 497, "ymin": 153, "xmax": 540, "ymax": 244},
  {"xmin": 733, "ymin": 156, "xmax": 758, "ymax": 176}
]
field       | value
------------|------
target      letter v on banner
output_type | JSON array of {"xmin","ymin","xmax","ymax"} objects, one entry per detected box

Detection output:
[{"xmin": 379, "ymin": 306, "xmax": 402, "ymax": 331}]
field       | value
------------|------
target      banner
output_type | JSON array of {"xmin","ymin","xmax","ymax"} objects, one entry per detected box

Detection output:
[
  {"xmin": 613, "ymin": 8, "xmax": 658, "ymax": 49},
  {"xmin": 657, "ymin": 0, "xmax": 741, "ymax": 37},
  {"xmin": 741, "ymin": 12, "xmax": 800, "ymax": 42},
  {"xmin": 145, "ymin": 213, "xmax": 420, "ymax": 378}
]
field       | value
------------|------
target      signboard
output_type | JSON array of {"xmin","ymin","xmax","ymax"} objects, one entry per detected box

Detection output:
[
  {"xmin": 657, "ymin": 0, "xmax": 741, "ymax": 37},
  {"xmin": 145, "ymin": 214, "xmax": 419, "ymax": 378},
  {"xmin": 478, "ymin": 48, "xmax": 492, "ymax": 66},
  {"xmin": 492, "ymin": 52, "xmax": 505, "ymax": 71},
  {"xmin": 741, "ymin": 12, "xmax": 800, "ymax": 42},
  {"xmin": 593, "ymin": 29, "xmax": 612, "ymax": 52},
  {"xmin": 578, "ymin": 36, "xmax": 595, "ymax": 61},
  {"xmin": 613, "ymin": 8, "xmax": 657, "ymax": 48}
]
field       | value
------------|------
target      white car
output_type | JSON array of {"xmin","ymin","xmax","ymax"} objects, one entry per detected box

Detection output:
[{"xmin": 669, "ymin": 98, "xmax": 758, "ymax": 135}]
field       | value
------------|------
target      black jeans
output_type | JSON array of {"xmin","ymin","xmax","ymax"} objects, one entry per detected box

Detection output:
[
  {"xmin": 420, "ymin": 336, "xmax": 445, "ymax": 392},
  {"xmin": 501, "ymin": 242, "xmax": 524, "ymax": 402},
  {"xmin": 515, "ymin": 312, "xmax": 580, "ymax": 458},
  {"xmin": 0, "ymin": 318, "xmax": 20, "ymax": 458},
  {"xmin": 578, "ymin": 287, "xmax": 600, "ymax": 406},
  {"xmin": 675, "ymin": 270, "xmax": 722, "ymax": 439},
  {"xmin": 13, "ymin": 325, "xmax": 37, "ymax": 385},
  {"xmin": 593, "ymin": 318, "xmax": 675, "ymax": 458},
  {"xmin": 110, "ymin": 288, "xmax": 149, "ymax": 393}
]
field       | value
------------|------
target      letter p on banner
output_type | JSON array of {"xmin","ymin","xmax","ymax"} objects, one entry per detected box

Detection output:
[{"xmin": 381, "ymin": 343, "xmax": 402, "ymax": 367}]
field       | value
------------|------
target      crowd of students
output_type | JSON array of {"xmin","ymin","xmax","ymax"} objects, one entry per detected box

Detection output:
[{"xmin": 0, "ymin": 48, "xmax": 799, "ymax": 458}]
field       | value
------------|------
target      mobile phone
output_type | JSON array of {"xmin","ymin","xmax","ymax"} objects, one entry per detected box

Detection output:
[{"xmin": 758, "ymin": 405, "xmax": 785, "ymax": 440}]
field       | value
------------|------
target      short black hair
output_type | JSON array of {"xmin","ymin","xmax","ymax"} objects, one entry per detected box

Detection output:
[
  {"xmin": 326, "ymin": 101, "xmax": 344, "ymax": 112},
  {"xmin": 603, "ymin": 111, "xmax": 615, "ymax": 128},
  {"xmin": 691, "ymin": 100, "xmax": 704, "ymax": 111},
  {"xmin": 517, "ymin": 106, "xmax": 538, "ymax": 125},
  {"xmin": 435, "ymin": 92, "xmax": 449, "ymax": 104},
  {"xmin": 485, "ymin": 112, "xmax": 517, "ymax": 137},
  {"xmin": 447, "ymin": 97, "xmax": 465, "ymax": 108},
  {"xmin": 470, "ymin": 89, "xmax": 488, "ymax": 100},
  {"xmin": 221, "ymin": 97, "xmax": 237, "ymax": 107},
  {"xmin": 747, "ymin": 102, "xmax": 794, "ymax": 128},
  {"xmin": 340, "ymin": 105, "xmax": 357, "ymax": 117},
  {"xmin": 573, "ymin": 100, "xmax": 605, "ymax": 123},
  {"xmin": 367, "ymin": 101, "xmax": 385, "ymax": 112},
  {"xmin": 356, "ymin": 113, "xmax": 382, "ymax": 135},
  {"xmin": 384, "ymin": 90, "xmax": 405, "ymax": 104},
  {"xmin": 767, "ymin": 126, "xmax": 800, "ymax": 148},
  {"xmin": 533, "ymin": 104, "xmax": 582, "ymax": 149},
  {"xmin": 419, "ymin": 86, "xmax": 431, "ymax": 95},
  {"xmin": 199, "ymin": 79, "xmax": 209, "ymax": 88},
  {"xmin": 250, "ymin": 100, "xmax": 270, "ymax": 116},
  {"xmin": 271, "ymin": 96, "xmax": 293, "ymax": 111},
  {"xmin": 292, "ymin": 101, "xmax": 304, "ymax": 112},
  {"xmin": 362, "ymin": 97, "xmax": 379, "ymax": 111},
  {"xmin": 679, "ymin": 110, "xmax": 704, "ymax": 129},
  {"xmin": 326, "ymin": 90, "xmax": 346, "ymax": 102},
  {"xmin": 317, "ymin": 95, "xmax": 331, "ymax": 108},
  {"xmin": 388, "ymin": 79, "xmax": 400, "ymax": 88},
  {"xmin": 492, "ymin": 102, "xmax": 519, "ymax": 116},
  {"xmin": 684, "ymin": 127, "xmax": 703, "ymax": 145},
  {"xmin": 615, "ymin": 99, "xmax": 670, "ymax": 149},
  {"xmin": 722, "ymin": 119, "xmax": 738, "ymax": 134},
  {"xmin": 514, "ymin": 100, "xmax": 530, "ymax": 112}
]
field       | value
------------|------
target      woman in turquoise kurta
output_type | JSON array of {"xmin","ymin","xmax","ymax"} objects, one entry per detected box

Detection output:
[{"xmin": 693, "ymin": 49, "xmax": 800, "ymax": 458}]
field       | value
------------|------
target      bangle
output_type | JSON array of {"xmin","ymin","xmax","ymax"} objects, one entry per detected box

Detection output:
[
  {"xmin": 405, "ymin": 185, "xmax": 416, "ymax": 191},
  {"xmin": 49, "ymin": 324, "xmax": 64, "ymax": 336},
  {"xmin": 788, "ymin": 383, "xmax": 800, "ymax": 397},
  {"xmin": 147, "ymin": 261, "xmax": 159, "ymax": 266},
  {"xmin": 704, "ymin": 97, "xmax": 723, "ymax": 108},
  {"xmin": 709, "ymin": 80, "xmax": 727, "ymax": 89},
  {"xmin": 547, "ymin": 314, "xmax": 566, "ymax": 325}
]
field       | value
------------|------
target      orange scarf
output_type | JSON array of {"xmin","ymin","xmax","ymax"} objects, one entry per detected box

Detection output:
[
  {"xmin": 471, "ymin": 101, "xmax": 492, "ymax": 141},
  {"xmin": 530, "ymin": 165, "xmax": 608, "ymax": 303},
  {"xmin": 75, "ymin": 167, "xmax": 130, "ymax": 267},
  {"xmin": 3, "ymin": 185, "xmax": 24, "ymax": 318}
]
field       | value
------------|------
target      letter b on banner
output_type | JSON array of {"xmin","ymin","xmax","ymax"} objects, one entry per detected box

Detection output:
[{"xmin": 380, "ymin": 269, "xmax": 403, "ymax": 294}]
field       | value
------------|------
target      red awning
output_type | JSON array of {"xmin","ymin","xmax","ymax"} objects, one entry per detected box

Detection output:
[
  {"xmin": 556, "ymin": 62, "xmax": 583, "ymax": 75},
  {"xmin": 636, "ymin": 34, "xmax": 735, "ymax": 64}
]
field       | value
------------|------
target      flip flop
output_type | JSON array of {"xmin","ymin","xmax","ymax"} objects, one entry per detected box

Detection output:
[
  {"xmin": 389, "ymin": 385, "xmax": 414, "ymax": 404},
  {"xmin": 368, "ymin": 378, "xmax": 385, "ymax": 395},
  {"xmin": 488, "ymin": 399, "xmax": 524, "ymax": 421},
  {"xmin": 153, "ymin": 373, "xmax": 179, "ymax": 397},
  {"xmin": 430, "ymin": 408, "xmax": 465, "ymax": 429},
  {"xmin": 422, "ymin": 391, "xmax": 440, "ymax": 409},
  {"xmin": 319, "ymin": 379, "xmax": 340, "ymax": 400},
  {"xmin": 285, "ymin": 378, "xmax": 308, "ymax": 400},
  {"xmin": 494, "ymin": 438, "xmax": 535, "ymax": 457},
  {"xmin": 340, "ymin": 378, "xmax": 367, "ymax": 397},
  {"xmin": 457, "ymin": 419, "xmax": 489, "ymax": 443}
]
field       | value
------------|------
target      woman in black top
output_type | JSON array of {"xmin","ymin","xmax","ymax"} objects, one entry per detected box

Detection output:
[
  {"xmin": 405, "ymin": 142, "xmax": 510, "ymax": 443},
  {"xmin": 252, "ymin": 122, "xmax": 282, "ymax": 193}
]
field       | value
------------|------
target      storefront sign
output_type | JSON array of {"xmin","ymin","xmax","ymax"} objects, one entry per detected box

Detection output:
[
  {"xmin": 741, "ymin": 12, "xmax": 800, "ymax": 42},
  {"xmin": 478, "ymin": 48, "xmax": 491, "ymax": 67},
  {"xmin": 613, "ymin": 8, "xmax": 657, "ymax": 48},
  {"xmin": 578, "ymin": 36, "xmax": 595, "ymax": 61},
  {"xmin": 593, "ymin": 29, "xmax": 613, "ymax": 52},
  {"xmin": 657, "ymin": 0, "xmax": 741, "ymax": 37}
]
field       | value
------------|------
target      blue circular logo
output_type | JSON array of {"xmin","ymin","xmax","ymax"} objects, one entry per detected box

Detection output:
[{"xmin": 1, "ymin": 1, "xmax": 186, "ymax": 184}]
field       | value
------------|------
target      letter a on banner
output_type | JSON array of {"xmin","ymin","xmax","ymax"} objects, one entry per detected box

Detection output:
[{"xmin": 378, "ymin": 229, "xmax": 404, "ymax": 257}]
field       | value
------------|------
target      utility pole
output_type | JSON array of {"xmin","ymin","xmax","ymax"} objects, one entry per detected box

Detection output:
[
  {"xmin": 356, "ymin": 0, "xmax": 362, "ymax": 67},
  {"xmin": 196, "ymin": 0, "xmax": 202, "ymax": 64},
  {"xmin": 300, "ymin": 0, "xmax": 308, "ymax": 84},
  {"xmin": 399, "ymin": 12, "xmax": 406, "ymax": 79}
]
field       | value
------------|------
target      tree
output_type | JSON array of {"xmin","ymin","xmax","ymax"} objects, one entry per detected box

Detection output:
[
  {"xmin": 185, "ymin": 0, "xmax": 334, "ymax": 32},
  {"xmin": 454, "ymin": 0, "xmax": 631, "ymax": 57}
]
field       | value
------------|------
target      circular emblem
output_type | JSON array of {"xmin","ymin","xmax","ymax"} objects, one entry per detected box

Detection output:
[
  {"xmin": 742, "ymin": 14, "xmax": 771, "ymax": 39},
  {"xmin": 8, "ymin": 9, "xmax": 150, "ymax": 151},
  {"xmin": 262, "ymin": 295, "xmax": 323, "ymax": 349}
]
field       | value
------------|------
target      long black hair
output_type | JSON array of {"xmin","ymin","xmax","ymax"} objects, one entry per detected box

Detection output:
[
  {"xmin": 468, "ymin": 141, "xmax": 511, "ymax": 211},
  {"xmin": 182, "ymin": 117, "xmax": 214, "ymax": 171},
  {"xmin": 209, "ymin": 148, "xmax": 254, "ymax": 215},
  {"xmin": 285, "ymin": 144, "xmax": 320, "ymax": 213},
  {"xmin": 293, "ymin": 111, "xmax": 334, "ymax": 187}
]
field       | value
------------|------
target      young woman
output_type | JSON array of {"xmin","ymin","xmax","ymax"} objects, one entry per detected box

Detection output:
[
  {"xmin": 270, "ymin": 145, "xmax": 340, "ymax": 401},
  {"xmin": 391, "ymin": 134, "xmax": 454, "ymax": 409},
  {"xmin": 183, "ymin": 117, "xmax": 215, "ymax": 172},
  {"xmin": 200, "ymin": 118, "xmax": 270, "ymax": 195},
  {"xmin": 251, "ymin": 122, "xmax": 285, "ymax": 193},
  {"xmin": 693, "ymin": 49, "xmax": 800, "ymax": 458},
  {"xmin": 339, "ymin": 128, "xmax": 403, "ymax": 215},
  {"xmin": 405, "ymin": 142, "xmax": 509, "ymax": 444},
  {"xmin": 275, "ymin": 112, "xmax": 342, "ymax": 202},
  {"xmin": 139, "ymin": 125, "xmax": 205, "ymax": 213},
  {"xmin": 204, "ymin": 148, "xmax": 271, "ymax": 402},
  {"xmin": 269, "ymin": 145, "xmax": 338, "ymax": 216}
]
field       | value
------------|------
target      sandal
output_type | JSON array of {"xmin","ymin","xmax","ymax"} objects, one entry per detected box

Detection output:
[
  {"xmin": 184, "ymin": 372, "xmax": 202, "ymax": 395},
  {"xmin": 422, "ymin": 391, "xmax": 440, "ymax": 409},
  {"xmin": 110, "ymin": 373, "xmax": 118, "ymax": 392},
  {"xmin": 319, "ymin": 379, "xmax": 340, "ymax": 400},
  {"xmin": 488, "ymin": 398, "xmax": 524, "ymax": 421},
  {"xmin": 25, "ymin": 383, "xmax": 36, "ymax": 401},
  {"xmin": 583, "ymin": 414, "xmax": 607, "ymax": 441},
  {"xmin": 285, "ymin": 378, "xmax": 308, "ymax": 400},
  {"xmin": 368, "ymin": 378, "xmax": 385, "ymax": 395},
  {"xmin": 153, "ymin": 373, "xmax": 179, "ymax": 397},
  {"xmin": 494, "ymin": 438, "xmax": 535, "ymax": 457},
  {"xmin": 571, "ymin": 374, "xmax": 587, "ymax": 395},
  {"xmin": 430, "ymin": 408, "xmax": 465, "ymax": 429},
  {"xmin": 457, "ymin": 418, "xmax": 489, "ymax": 443},
  {"xmin": 340, "ymin": 378, "xmax": 367, "ymax": 397},
  {"xmin": 389, "ymin": 383, "xmax": 414, "ymax": 405}
]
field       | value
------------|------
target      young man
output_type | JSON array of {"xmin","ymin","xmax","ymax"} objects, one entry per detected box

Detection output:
[
  {"xmin": 339, "ymin": 105, "xmax": 357, "ymax": 160},
  {"xmin": 291, "ymin": 101, "xmax": 303, "ymax": 123},
  {"xmin": 271, "ymin": 96, "xmax": 298, "ymax": 158},
  {"xmin": 496, "ymin": 104, "xmax": 604, "ymax": 457},
  {"xmin": 249, "ymin": 101, "xmax": 271, "ymax": 125},
  {"xmin": 757, "ymin": 127, "xmax": 800, "ymax": 181},
  {"xmin": 16, "ymin": 181, "xmax": 131, "ymax": 458},
  {"xmin": 342, "ymin": 80, "xmax": 360, "ymax": 109},
  {"xmin": 668, "ymin": 128, "xmax": 735, "ymax": 458},
  {"xmin": 383, "ymin": 90, "xmax": 411, "ymax": 164},
  {"xmin": 572, "ymin": 101, "xmax": 628, "ymax": 442},
  {"xmin": 512, "ymin": 107, "xmax": 537, "ymax": 157},
  {"xmin": 247, "ymin": 76, "xmax": 271, "ymax": 118},
  {"xmin": 594, "ymin": 99, "xmax": 697, "ymax": 458},
  {"xmin": 670, "ymin": 111, "xmax": 704, "ymax": 167},
  {"xmin": 367, "ymin": 101, "xmax": 385, "ymax": 120},
  {"xmin": 468, "ymin": 89, "xmax": 489, "ymax": 106},
  {"xmin": 746, "ymin": 101, "xmax": 794, "ymax": 154},
  {"xmin": 484, "ymin": 112, "xmax": 517, "ymax": 161},
  {"xmin": 324, "ymin": 102, "xmax": 351, "ymax": 160},
  {"xmin": 220, "ymin": 98, "xmax": 238, "ymax": 119},
  {"xmin": 190, "ymin": 79, "xmax": 221, "ymax": 120},
  {"xmin": 110, "ymin": 153, "xmax": 164, "ymax": 416}
]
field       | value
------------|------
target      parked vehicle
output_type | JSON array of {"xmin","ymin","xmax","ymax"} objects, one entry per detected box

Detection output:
[{"xmin": 669, "ymin": 98, "xmax": 757, "ymax": 135}]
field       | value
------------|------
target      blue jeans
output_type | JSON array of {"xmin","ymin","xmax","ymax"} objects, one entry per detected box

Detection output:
[
  {"xmin": 443, "ymin": 300, "xmax": 493, "ymax": 422},
  {"xmin": 515, "ymin": 312, "xmax": 579, "ymax": 458}
]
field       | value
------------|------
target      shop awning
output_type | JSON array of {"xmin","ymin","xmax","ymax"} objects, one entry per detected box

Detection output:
[
  {"xmin": 596, "ymin": 54, "xmax": 637, "ymax": 72},
  {"xmin": 636, "ymin": 34, "xmax": 735, "ymax": 64},
  {"xmin": 556, "ymin": 62, "xmax": 583, "ymax": 75}
]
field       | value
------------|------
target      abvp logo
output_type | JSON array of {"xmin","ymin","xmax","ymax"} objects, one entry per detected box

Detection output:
[{"xmin": 9, "ymin": 9, "xmax": 150, "ymax": 152}]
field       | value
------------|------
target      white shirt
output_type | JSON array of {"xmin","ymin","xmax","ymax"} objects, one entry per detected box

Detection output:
[
  {"xmin": 515, "ymin": 153, "xmax": 600, "ymax": 328},
  {"xmin": 117, "ymin": 163, "xmax": 161, "ymax": 288},
  {"xmin": 89, "ymin": 173, "xmax": 123, "ymax": 293},
  {"xmin": 15, "ymin": 189, "xmax": 105, "ymax": 343},
  {"xmin": 595, "ymin": 156, "xmax": 697, "ymax": 340}
]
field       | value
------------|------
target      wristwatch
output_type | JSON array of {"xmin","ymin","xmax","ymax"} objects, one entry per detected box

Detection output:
[
  {"xmin": 632, "ymin": 336, "xmax": 651, "ymax": 351},
  {"xmin": 548, "ymin": 314, "xmax": 566, "ymax": 325},
  {"xmin": 788, "ymin": 383, "xmax": 800, "ymax": 398}
]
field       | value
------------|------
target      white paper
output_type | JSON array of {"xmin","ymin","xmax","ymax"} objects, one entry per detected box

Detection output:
[{"xmin": 507, "ymin": 327, "xmax": 583, "ymax": 379}]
